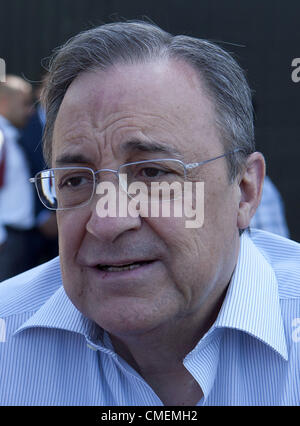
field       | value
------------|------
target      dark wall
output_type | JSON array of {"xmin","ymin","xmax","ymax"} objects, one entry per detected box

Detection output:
[{"xmin": 0, "ymin": 0, "xmax": 299, "ymax": 240}]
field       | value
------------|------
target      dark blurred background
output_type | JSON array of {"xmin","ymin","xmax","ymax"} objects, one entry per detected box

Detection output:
[{"xmin": 0, "ymin": 0, "xmax": 299, "ymax": 241}]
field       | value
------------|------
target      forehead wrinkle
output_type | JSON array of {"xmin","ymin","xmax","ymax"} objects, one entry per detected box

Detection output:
[
  {"xmin": 53, "ymin": 123, "xmax": 103, "ymax": 168},
  {"xmin": 99, "ymin": 109, "xmax": 180, "ymax": 137},
  {"xmin": 96, "ymin": 111, "xmax": 179, "ymax": 159},
  {"xmin": 54, "ymin": 106, "xmax": 94, "ymax": 147},
  {"xmin": 101, "ymin": 109, "xmax": 191, "ymax": 158},
  {"xmin": 120, "ymin": 139, "xmax": 184, "ymax": 160}
]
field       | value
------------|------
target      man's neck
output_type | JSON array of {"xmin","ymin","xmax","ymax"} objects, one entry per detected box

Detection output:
[
  {"xmin": 111, "ymin": 325, "xmax": 204, "ymax": 405},
  {"xmin": 109, "ymin": 285, "xmax": 228, "ymax": 405}
]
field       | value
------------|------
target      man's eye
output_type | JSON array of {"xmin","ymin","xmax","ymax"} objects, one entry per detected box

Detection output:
[
  {"xmin": 59, "ymin": 175, "xmax": 91, "ymax": 189},
  {"xmin": 141, "ymin": 167, "xmax": 167, "ymax": 178},
  {"xmin": 66, "ymin": 177, "xmax": 85, "ymax": 187}
]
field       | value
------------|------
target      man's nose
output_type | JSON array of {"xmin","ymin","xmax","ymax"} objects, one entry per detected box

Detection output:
[{"xmin": 86, "ymin": 180, "xmax": 142, "ymax": 242}]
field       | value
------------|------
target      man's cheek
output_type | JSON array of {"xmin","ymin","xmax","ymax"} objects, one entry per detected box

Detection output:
[{"xmin": 57, "ymin": 214, "xmax": 84, "ymax": 259}]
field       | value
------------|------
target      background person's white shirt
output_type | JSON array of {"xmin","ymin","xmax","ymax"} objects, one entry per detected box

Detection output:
[{"xmin": 0, "ymin": 115, "xmax": 34, "ymax": 230}]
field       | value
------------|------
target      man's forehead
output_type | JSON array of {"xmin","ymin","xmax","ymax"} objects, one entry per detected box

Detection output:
[
  {"xmin": 60, "ymin": 59, "xmax": 209, "ymax": 110},
  {"xmin": 53, "ymin": 59, "xmax": 220, "ymax": 162}
]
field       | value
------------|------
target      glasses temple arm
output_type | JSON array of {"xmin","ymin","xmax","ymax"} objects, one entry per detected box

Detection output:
[{"xmin": 185, "ymin": 149, "xmax": 242, "ymax": 170}]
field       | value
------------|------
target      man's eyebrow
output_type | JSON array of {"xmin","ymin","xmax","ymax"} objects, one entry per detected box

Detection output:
[
  {"xmin": 55, "ymin": 140, "xmax": 184, "ymax": 166},
  {"xmin": 120, "ymin": 139, "xmax": 184, "ymax": 160},
  {"xmin": 55, "ymin": 154, "xmax": 92, "ymax": 166}
]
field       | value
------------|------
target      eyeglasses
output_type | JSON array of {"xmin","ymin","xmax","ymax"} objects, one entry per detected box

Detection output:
[{"xmin": 29, "ymin": 149, "xmax": 241, "ymax": 211}]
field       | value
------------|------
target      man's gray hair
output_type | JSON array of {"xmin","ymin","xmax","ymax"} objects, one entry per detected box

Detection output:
[{"xmin": 42, "ymin": 20, "xmax": 255, "ymax": 180}]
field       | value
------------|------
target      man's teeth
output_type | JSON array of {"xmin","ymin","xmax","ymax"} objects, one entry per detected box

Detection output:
[{"xmin": 98, "ymin": 262, "xmax": 145, "ymax": 272}]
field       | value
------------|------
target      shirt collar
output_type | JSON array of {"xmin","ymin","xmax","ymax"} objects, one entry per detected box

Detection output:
[
  {"xmin": 213, "ymin": 231, "xmax": 288, "ymax": 361},
  {"xmin": 15, "ymin": 231, "xmax": 288, "ymax": 361},
  {"xmin": 14, "ymin": 286, "xmax": 106, "ymax": 349},
  {"xmin": 184, "ymin": 231, "xmax": 288, "ymax": 402}
]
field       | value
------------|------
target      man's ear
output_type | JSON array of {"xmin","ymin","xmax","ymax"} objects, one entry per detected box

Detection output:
[{"xmin": 237, "ymin": 152, "xmax": 265, "ymax": 230}]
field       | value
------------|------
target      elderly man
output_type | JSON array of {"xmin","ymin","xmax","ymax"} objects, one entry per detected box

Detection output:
[{"xmin": 0, "ymin": 21, "xmax": 299, "ymax": 406}]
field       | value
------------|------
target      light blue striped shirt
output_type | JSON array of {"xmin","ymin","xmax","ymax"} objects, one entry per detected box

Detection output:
[{"xmin": 0, "ymin": 229, "xmax": 300, "ymax": 406}]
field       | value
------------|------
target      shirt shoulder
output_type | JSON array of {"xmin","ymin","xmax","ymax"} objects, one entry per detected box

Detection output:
[
  {"xmin": 0, "ymin": 257, "xmax": 62, "ymax": 318},
  {"xmin": 250, "ymin": 229, "xmax": 300, "ymax": 299}
]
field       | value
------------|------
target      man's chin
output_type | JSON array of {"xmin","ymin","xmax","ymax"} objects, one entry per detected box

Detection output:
[{"xmin": 64, "ymin": 283, "xmax": 174, "ymax": 337}]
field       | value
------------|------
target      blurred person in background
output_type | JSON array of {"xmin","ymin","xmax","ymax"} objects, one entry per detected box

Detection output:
[
  {"xmin": 19, "ymin": 73, "xmax": 58, "ymax": 266},
  {"xmin": 250, "ymin": 98, "xmax": 290, "ymax": 238},
  {"xmin": 0, "ymin": 75, "xmax": 36, "ymax": 281},
  {"xmin": 251, "ymin": 175, "xmax": 290, "ymax": 238}
]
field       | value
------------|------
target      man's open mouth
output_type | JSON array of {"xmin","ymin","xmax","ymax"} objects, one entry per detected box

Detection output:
[{"xmin": 96, "ymin": 260, "xmax": 153, "ymax": 272}]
